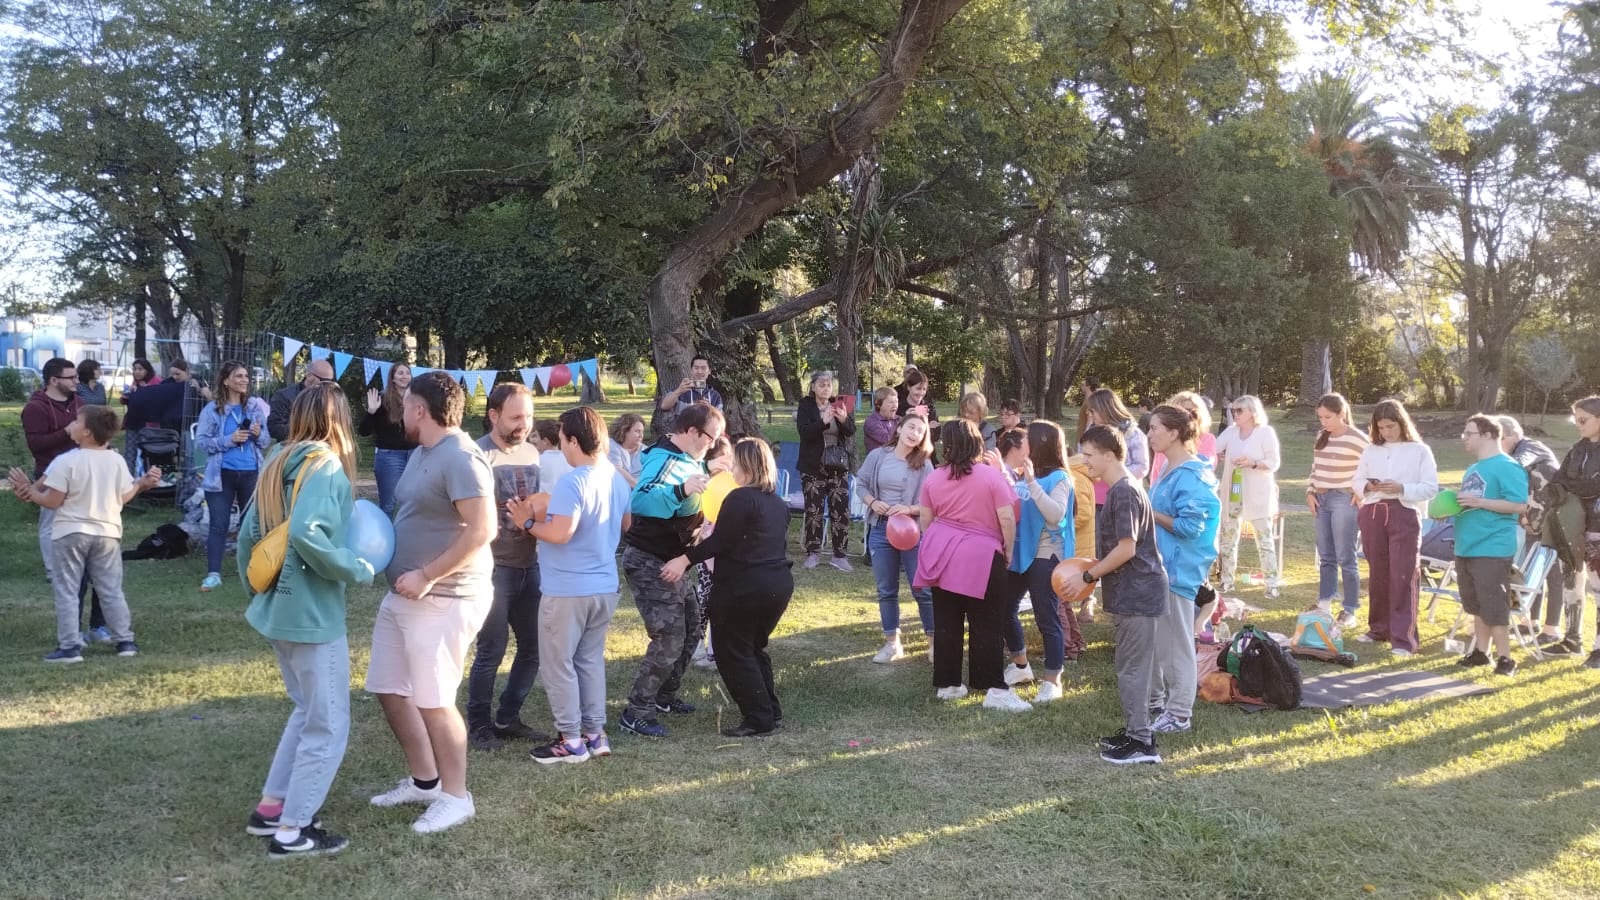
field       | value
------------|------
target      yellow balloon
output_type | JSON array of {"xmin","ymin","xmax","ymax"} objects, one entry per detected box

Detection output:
[{"xmin": 700, "ymin": 471, "xmax": 739, "ymax": 523}]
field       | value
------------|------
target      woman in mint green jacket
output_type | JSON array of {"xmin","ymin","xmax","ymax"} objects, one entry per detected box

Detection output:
[{"xmin": 236, "ymin": 384, "xmax": 374, "ymax": 859}]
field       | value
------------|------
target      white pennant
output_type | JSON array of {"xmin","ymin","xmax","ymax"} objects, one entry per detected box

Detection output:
[{"xmin": 282, "ymin": 337, "xmax": 304, "ymax": 365}]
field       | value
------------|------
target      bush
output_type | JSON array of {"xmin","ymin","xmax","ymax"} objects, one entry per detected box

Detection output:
[{"xmin": 0, "ymin": 367, "xmax": 24, "ymax": 402}]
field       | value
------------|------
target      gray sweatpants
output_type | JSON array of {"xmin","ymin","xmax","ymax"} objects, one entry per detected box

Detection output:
[
  {"xmin": 539, "ymin": 592, "xmax": 620, "ymax": 738},
  {"xmin": 51, "ymin": 532, "xmax": 133, "ymax": 650},
  {"xmin": 1149, "ymin": 592, "xmax": 1198, "ymax": 720},
  {"xmin": 39, "ymin": 506, "xmax": 56, "ymax": 581},
  {"xmin": 1112, "ymin": 613, "xmax": 1159, "ymax": 743}
]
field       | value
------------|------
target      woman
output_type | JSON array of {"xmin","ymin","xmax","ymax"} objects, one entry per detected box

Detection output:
[
  {"xmin": 960, "ymin": 392, "xmax": 999, "ymax": 452},
  {"xmin": 1307, "ymin": 393, "xmax": 1370, "ymax": 628},
  {"xmin": 914, "ymin": 420, "xmax": 1027, "ymax": 712},
  {"xmin": 607, "ymin": 413, "xmax": 646, "ymax": 488},
  {"xmin": 1351, "ymin": 399, "xmax": 1438, "ymax": 656},
  {"xmin": 1083, "ymin": 389, "xmax": 1149, "ymax": 503},
  {"xmin": 863, "ymin": 387, "xmax": 900, "ymax": 455},
  {"xmin": 76, "ymin": 359, "xmax": 107, "ymax": 406},
  {"xmin": 901, "ymin": 369, "xmax": 940, "ymax": 425},
  {"xmin": 660, "ymin": 439, "xmax": 793, "ymax": 737},
  {"xmin": 796, "ymin": 370, "xmax": 857, "ymax": 570},
  {"xmin": 1149, "ymin": 391, "xmax": 1216, "ymax": 483},
  {"xmin": 359, "ymin": 363, "xmax": 416, "ymax": 516},
  {"xmin": 238, "ymin": 383, "xmax": 375, "ymax": 858},
  {"xmin": 120, "ymin": 358, "xmax": 160, "ymax": 403},
  {"xmin": 856, "ymin": 411, "xmax": 935, "ymax": 664},
  {"xmin": 1147, "ymin": 405, "xmax": 1222, "ymax": 735},
  {"xmin": 1545, "ymin": 397, "xmax": 1600, "ymax": 668},
  {"xmin": 1000, "ymin": 420, "xmax": 1076, "ymax": 703},
  {"xmin": 1215, "ymin": 394, "xmax": 1283, "ymax": 598},
  {"xmin": 196, "ymin": 360, "xmax": 273, "ymax": 592}
]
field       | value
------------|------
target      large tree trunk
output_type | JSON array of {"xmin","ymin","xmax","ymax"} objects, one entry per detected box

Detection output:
[
  {"xmin": 765, "ymin": 327, "xmax": 798, "ymax": 403},
  {"xmin": 1298, "ymin": 338, "xmax": 1331, "ymax": 405},
  {"xmin": 834, "ymin": 157, "xmax": 883, "ymax": 402}
]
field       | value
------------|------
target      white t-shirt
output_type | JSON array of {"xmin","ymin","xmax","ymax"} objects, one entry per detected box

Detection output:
[
  {"xmin": 540, "ymin": 449, "xmax": 574, "ymax": 487},
  {"xmin": 42, "ymin": 447, "xmax": 135, "ymax": 540},
  {"xmin": 1216, "ymin": 424, "xmax": 1281, "ymax": 520}
]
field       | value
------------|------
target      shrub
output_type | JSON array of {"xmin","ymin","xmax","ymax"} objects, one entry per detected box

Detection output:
[{"xmin": 0, "ymin": 367, "xmax": 24, "ymax": 402}]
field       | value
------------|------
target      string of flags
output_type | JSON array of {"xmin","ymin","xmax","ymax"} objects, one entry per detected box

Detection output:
[{"xmin": 278, "ymin": 335, "xmax": 600, "ymax": 395}]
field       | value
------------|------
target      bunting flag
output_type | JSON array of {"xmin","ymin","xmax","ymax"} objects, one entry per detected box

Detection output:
[
  {"xmin": 447, "ymin": 370, "xmax": 467, "ymax": 386},
  {"xmin": 575, "ymin": 358, "xmax": 599, "ymax": 386},
  {"xmin": 466, "ymin": 370, "xmax": 495, "ymax": 397},
  {"xmin": 519, "ymin": 368, "xmax": 539, "ymax": 389},
  {"xmin": 270, "ymin": 337, "xmax": 599, "ymax": 397},
  {"xmin": 376, "ymin": 360, "xmax": 394, "ymax": 388},
  {"xmin": 331, "ymin": 351, "xmax": 355, "ymax": 379},
  {"xmin": 309, "ymin": 344, "xmax": 332, "ymax": 363},
  {"xmin": 530, "ymin": 366, "xmax": 552, "ymax": 392},
  {"xmin": 282, "ymin": 337, "xmax": 304, "ymax": 364},
  {"xmin": 362, "ymin": 357, "xmax": 383, "ymax": 387},
  {"xmin": 412, "ymin": 366, "xmax": 434, "ymax": 379}
]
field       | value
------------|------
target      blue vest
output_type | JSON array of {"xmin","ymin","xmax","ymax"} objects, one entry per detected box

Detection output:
[{"xmin": 1012, "ymin": 469, "xmax": 1071, "ymax": 573}]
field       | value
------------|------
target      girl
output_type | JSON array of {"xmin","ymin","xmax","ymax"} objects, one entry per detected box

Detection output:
[
  {"xmin": 1351, "ymin": 399, "xmax": 1438, "ymax": 656},
  {"xmin": 1215, "ymin": 395, "xmax": 1283, "ymax": 597},
  {"xmin": 856, "ymin": 411, "xmax": 935, "ymax": 663},
  {"xmin": 360, "ymin": 363, "xmax": 417, "ymax": 516},
  {"xmin": 607, "ymin": 413, "xmax": 647, "ymax": 489},
  {"xmin": 1001, "ymin": 420, "xmax": 1076, "ymax": 703},
  {"xmin": 1149, "ymin": 391, "xmax": 1216, "ymax": 483},
  {"xmin": 120, "ymin": 358, "xmax": 160, "ymax": 403},
  {"xmin": 960, "ymin": 391, "xmax": 999, "ymax": 452},
  {"xmin": 1306, "ymin": 393, "xmax": 1370, "ymax": 627},
  {"xmin": 196, "ymin": 360, "xmax": 273, "ymax": 592},
  {"xmin": 1083, "ymin": 388, "xmax": 1149, "ymax": 498},
  {"xmin": 796, "ymin": 371, "xmax": 856, "ymax": 570},
  {"xmin": 1547, "ymin": 397, "xmax": 1600, "ymax": 668},
  {"xmin": 76, "ymin": 359, "xmax": 107, "ymax": 406}
]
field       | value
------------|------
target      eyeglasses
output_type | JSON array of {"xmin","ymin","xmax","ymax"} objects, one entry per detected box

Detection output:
[
  {"xmin": 1230, "ymin": 407, "xmax": 1247, "ymax": 414},
  {"xmin": 53, "ymin": 374, "xmax": 79, "ymax": 382},
  {"xmin": 1460, "ymin": 431, "xmax": 1481, "ymax": 439}
]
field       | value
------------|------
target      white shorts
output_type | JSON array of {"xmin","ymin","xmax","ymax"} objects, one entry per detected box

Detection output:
[{"xmin": 365, "ymin": 585, "xmax": 492, "ymax": 709}]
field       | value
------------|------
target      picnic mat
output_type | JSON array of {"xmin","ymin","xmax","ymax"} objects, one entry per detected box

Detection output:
[{"xmin": 1239, "ymin": 669, "xmax": 1496, "ymax": 712}]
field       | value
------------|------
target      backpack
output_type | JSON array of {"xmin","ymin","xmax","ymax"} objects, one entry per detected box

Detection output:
[
  {"xmin": 122, "ymin": 523, "xmax": 192, "ymax": 561},
  {"xmin": 1290, "ymin": 609, "xmax": 1342, "ymax": 653},
  {"xmin": 1220, "ymin": 624, "xmax": 1303, "ymax": 711}
]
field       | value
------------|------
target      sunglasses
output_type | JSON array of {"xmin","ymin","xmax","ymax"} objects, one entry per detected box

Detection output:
[{"xmin": 1230, "ymin": 406, "xmax": 1247, "ymax": 414}]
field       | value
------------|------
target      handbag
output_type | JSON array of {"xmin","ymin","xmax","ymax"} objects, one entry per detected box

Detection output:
[
  {"xmin": 245, "ymin": 450, "xmax": 332, "ymax": 594},
  {"xmin": 821, "ymin": 443, "xmax": 850, "ymax": 473}
]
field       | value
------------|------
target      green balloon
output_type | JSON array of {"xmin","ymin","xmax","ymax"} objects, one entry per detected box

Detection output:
[{"xmin": 1429, "ymin": 489, "xmax": 1462, "ymax": 519}]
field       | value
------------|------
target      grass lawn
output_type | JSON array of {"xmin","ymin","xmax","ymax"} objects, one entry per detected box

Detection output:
[{"xmin": 3, "ymin": 397, "xmax": 1600, "ymax": 899}]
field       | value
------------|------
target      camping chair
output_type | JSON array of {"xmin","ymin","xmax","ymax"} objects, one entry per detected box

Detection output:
[
  {"xmin": 1419, "ymin": 518, "xmax": 1458, "ymax": 623},
  {"xmin": 774, "ymin": 441, "xmax": 804, "ymax": 515},
  {"xmin": 1443, "ymin": 537, "xmax": 1555, "ymax": 661}
]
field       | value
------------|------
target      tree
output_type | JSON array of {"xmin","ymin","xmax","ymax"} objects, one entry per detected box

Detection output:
[{"xmin": 1520, "ymin": 332, "xmax": 1578, "ymax": 423}]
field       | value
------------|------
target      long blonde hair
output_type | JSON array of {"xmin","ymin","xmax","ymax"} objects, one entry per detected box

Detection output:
[{"xmin": 255, "ymin": 383, "xmax": 358, "ymax": 534}]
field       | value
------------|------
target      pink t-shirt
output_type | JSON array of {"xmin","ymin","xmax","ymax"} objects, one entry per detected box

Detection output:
[
  {"xmin": 919, "ymin": 464, "xmax": 1014, "ymax": 536},
  {"xmin": 914, "ymin": 464, "xmax": 1016, "ymax": 598}
]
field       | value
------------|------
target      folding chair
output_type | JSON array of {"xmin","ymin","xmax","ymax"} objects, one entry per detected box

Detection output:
[
  {"xmin": 1234, "ymin": 511, "xmax": 1287, "ymax": 590},
  {"xmin": 1443, "ymin": 537, "xmax": 1554, "ymax": 661},
  {"xmin": 774, "ymin": 441, "xmax": 804, "ymax": 515},
  {"xmin": 1419, "ymin": 518, "xmax": 1458, "ymax": 623}
]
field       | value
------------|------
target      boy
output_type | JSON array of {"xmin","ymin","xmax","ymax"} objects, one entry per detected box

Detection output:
[
  {"xmin": 9, "ymin": 406, "xmax": 161, "ymax": 662},
  {"xmin": 1076, "ymin": 424, "xmax": 1169, "ymax": 764},
  {"xmin": 1454, "ymin": 414, "xmax": 1529, "ymax": 676}
]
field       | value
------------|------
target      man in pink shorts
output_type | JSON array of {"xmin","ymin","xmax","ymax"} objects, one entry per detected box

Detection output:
[{"xmin": 365, "ymin": 372, "xmax": 497, "ymax": 834}]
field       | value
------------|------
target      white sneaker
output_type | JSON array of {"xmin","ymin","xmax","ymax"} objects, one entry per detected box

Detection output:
[
  {"xmin": 1004, "ymin": 662, "xmax": 1036, "ymax": 686},
  {"xmin": 370, "ymin": 776, "xmax": 441, "ymax": 808},
  {"xmin": 871, "ymin": 640, "xmax": 906, "ymax": 664},
  {"xmin": 412, "ymin": 791, "xmax": 475, "ymax": 834},
  {"xmin": 1391, "ymin": 648, "xmax": 1413, "ymax": 659},
  {"xmin": 1035, "ymin": 680, "xmax": 1064, "ymax": 703},
  {"xmin": 982, "ymin": 688, "xmax": 1033, "ymax": 712},
  {"xmin": 935, "ymin": 685, "xmax": 968, "ymax": 701},
  {"xmin": 1336, "ymin": 611, "xmax": 1360, "ymax": 629},
  {"xmin": 1151, "ymin": 710, "xmax": 1193, "ymax": 733},
  {"xmin": 692, "ymin": 655, "xmax": 718, "ymax": 670},
  {"xmin": 1354, "ymin": 633, "xmax": 1377, "ymax": 644}
]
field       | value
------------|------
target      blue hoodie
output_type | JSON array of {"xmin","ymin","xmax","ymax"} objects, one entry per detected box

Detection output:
[{"xmin": 1149, "ymin": 457, "xmax": 1221, "ymax": 601}]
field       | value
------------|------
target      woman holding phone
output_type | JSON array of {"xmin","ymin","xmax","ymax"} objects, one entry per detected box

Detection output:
[
  {"xmin": 1351, "ymin": 399, "xmax": 1438, "ymax": 656},
  {"xmin": 195, "ymin": 360, "xmax": 273, "ymax": 592},
  {"xmin": 796, "ymin": 371, "xmax": 856, "ymax": 570}
]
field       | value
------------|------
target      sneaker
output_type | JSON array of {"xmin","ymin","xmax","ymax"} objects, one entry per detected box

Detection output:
[
  {"xmin": 872, "ymin": 640, "xmax": 906, "ymax": 664},
  {"xmin": 1558, "ymin": 638, "xmax": 1584, "ymax": 655},
  {"xmin": 1456, "ymin": 649, "xmax": 1491, "ymax": 668},
  {"xmin": 1004, "ymin": 662, "xmax": 1036, "ymax": 686},
  {"xmin": 42, "ymin": 646, "xmax": 83, "ymax": 664},
  {"xmin": 200, "ymin": 572, "xmax": 222, "ymax": 592},
  {"xmin": 721, "ymin": 723, "xmax": 775, "ymax": 737},
  {"xmin": 655, "ymin": 698, "xmax": 696, "ymax": 715},
  {"xmin": 1035, "ymin": 680, "xmax": 1064, "ymax": 703},
  {"xmin": 619, "ymin": 712, "xmax": 668, "ymax": 737},
  {"xmin": 804, "ymin": 553, "xmax": 821, "ymax": 569},
  {"xmin": 1151, "ymin": 711, "xmax": 1192, "ymax": 734},
  {"xmin": 1536, "ymin": 632, "xmax": 1566, "ymax": 648},
  {"xmin": 88, "ymin": 626, "xmax": 113, "ymax": 644},
  {"xmin": 1336, "ymin": 611, "xmax": 1360, "ymax": 630},
  {"xmin": 692, "ymin": 654, "xmax": 718, "ymax": 670},
  {"xmin": 468, "ymin": 724, "xmax": 504, "ymax": 752},
  {"xmin": 1354, "ymin": 633, "xmax": 1379, "ymax": 644},
  {"xmin": 981, "ymin": 688, "xmax": 1033, "ymax": 712},
  {"xmin": 585, "ymin": 733, "xmax": 612, "ymax": 757},
  {"xmin": 268, "ymin": 825, "xmax": 349, "ymax": 859},
  {"xmin": 829, "ymin": 555, "xmax": 853, "ymax": 572},
  {"xmin": 935, "ymin": 685, "xmax": 968, "ymax": 701},
  {"xmin": 493, "ymin": 720, "xmax": 551, "ymax": 743},
  {"xmin": 369, "ymin": 776, "xmax": 442, "ymax": 808},
  {"xmin": 115, "ymin": 641, "xmax": 138, "ymax": 657},
  {"xmin": 1493, "ymin": 656, "xmax": 1517, "ymax": 677},
  {"xmin": 530, "ymin": 737, "xmax": 591, "ymax": 765},
  {"xmin": 1096, "ymin": 729, "xmax": 1131, "ymax": 752},
  {"xmin": 1100, "ymin": 737, "xmax": 1161, "ymax": 765},
  {"xmin": 1390, "ymin": 648, "xmax": 1413, "ymax": 659},
  {"xmin": 246, "ymin": 810, "xmax": 322, "ymax": 837},
  {"xmin": 1265, "ymin": 588, "xmax": 1281, "ymax": 600},
  {"xmin": 412, "ymin": 792, "xmax": 475, "ymax": 834},
  {"xmin": 1584, "ymin": 650, "xmax": 1600, "ymax": 669}
]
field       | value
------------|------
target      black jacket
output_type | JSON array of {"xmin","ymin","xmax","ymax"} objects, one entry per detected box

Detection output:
[
  {"xmin": 685, "ymin": 487, "xmax": 794, "ymax": 596},
  {"xmin": 796, "ymin": 397, "xmax": 857, "ymax": 477},
  {"xmin": 359, "ymin": 404, "xmax": 417, "ymax": 451},
  {"xmin": 267, "ymin": 384, "xmax": 302, "ymax": 442}
]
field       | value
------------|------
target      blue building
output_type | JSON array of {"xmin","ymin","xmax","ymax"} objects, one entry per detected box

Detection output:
[{"xmin": 0, "ymin": 315, "xmax": 68, "ymax": 369}]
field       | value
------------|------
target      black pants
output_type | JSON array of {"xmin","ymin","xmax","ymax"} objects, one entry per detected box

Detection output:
[
  {"xmin": 81, "ymin": 574, "xmax": 105, "ymax": 630},
  {"xmin": 931, "ymin": 553, "xmax": 1009, "ymax": 692},
  {"xmin": 710, "ymin": 576, "xmax": 792, "ymax": 731}
]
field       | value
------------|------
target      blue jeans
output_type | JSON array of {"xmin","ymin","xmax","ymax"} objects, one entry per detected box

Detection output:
[
  {"xmin": 1004, "ymin": 556, "xmax": 1066, "ymax": 672},
  {"xmin": 868, "ymin": 521, "xmax": 933, "ymax": 635},
  {"xmin": 466, "ymin": 563, "xmax": 541, "ymax": 730},
  {"xmin": 262, "ymin": 636, "xmax": 351, "ymax": 828},
  {"xmin": 373, "ymin": 448, "xmax": 413, "ymax": 516},
  {"xmin": 1315, "ymin": 490, "xmax": 1361, "ymax": 612},
  {"xmin": 206, "ymin": 468, "xmax": 259, "ymax": 574}
]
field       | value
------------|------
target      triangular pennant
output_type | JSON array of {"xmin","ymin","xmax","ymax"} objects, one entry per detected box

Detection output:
[
  {"xmin": 469, "ymin": 370, "xmax": 494, "ymax": 396},
  {"xmin": 447, "ymin": 370, "xmax": 466, "ymax": 386},
  {"xmin": 519, "ymin": 368, "xmax": 539, "ymax": 389},
  {"xmin": 576, "ymin": 358, "xmax": 599, "ymax": 385},
  {"xmin": 376, "ymin": 361, "xmax": 394, "ymax": 389},
  {"xmin": 412, "ymin": 366, "xmax": 434, "ymax": 379},
  {"xmin": 309, "ymin": 344, "xmax": 332, "ymax": 362},
  {"xmin": 331, "ymin": 351, "xmax": 355, "ymax": 379},
  {"xmin": 362, "ymin": 358, "xmax": 382, "ymax": 386},
  {"xmin": 282, "ymin": 337, "xmax": 304, "ymax": 365},
  {"xmin": 532, "ymin": 366, "xmax": 552, "ymax": 392}
]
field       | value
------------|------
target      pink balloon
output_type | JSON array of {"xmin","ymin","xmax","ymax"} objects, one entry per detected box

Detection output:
[
  {"xmin": 548, "ymin": 364, "xmax": 572, "ymax": 390},
  {"xmin": 886, "ymin": 514, "xmax": 920, "ymax": 551}
]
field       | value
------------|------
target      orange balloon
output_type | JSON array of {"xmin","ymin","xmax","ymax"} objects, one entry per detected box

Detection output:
[{"xmin": 1051, "ymin": 557, "xmax": 1099, "ymax": 604}]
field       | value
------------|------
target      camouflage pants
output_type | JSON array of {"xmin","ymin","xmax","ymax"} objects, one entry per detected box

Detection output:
[
  {"xmin": 622, "ymin": 545, "xmax": 701, "ymax": 720},
  {"xmin": 802, "ymin": 471, "xmax": 851, "ymax": 557}
]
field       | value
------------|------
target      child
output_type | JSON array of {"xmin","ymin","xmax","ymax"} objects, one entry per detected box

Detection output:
[
  {"xmin": 534, "ymin": 419, "xmax": 574, "ymax": 486},
  {"xmin": 1075, "ymin": 424, "xmax": 1169, "ymax": 764},
  {"xmin": 9, "ymin": 406, "xmax": 160, "ymax": 663},
  {"xmin": 1454, "ymin": 414, "xmax": 1529, "ymax": 676}
]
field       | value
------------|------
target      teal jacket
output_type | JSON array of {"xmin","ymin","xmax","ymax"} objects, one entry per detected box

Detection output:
[{"xmin": 238, "ymin": 442, "xmax": 373, "ymax": 644}]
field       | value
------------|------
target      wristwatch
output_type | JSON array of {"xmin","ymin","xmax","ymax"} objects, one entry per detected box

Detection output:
[
  {"xmin": 523, "ymin": 517, "xmax": 536, "ymax": 532},
  {"xmin": 1081, "ymin": 570, "xmax": 1098, "ymax": 585}
]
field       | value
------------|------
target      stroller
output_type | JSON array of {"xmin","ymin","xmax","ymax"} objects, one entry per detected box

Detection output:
[{"xmin": 127, "ymin": 427, "xmax": 182, "ymax": 500}]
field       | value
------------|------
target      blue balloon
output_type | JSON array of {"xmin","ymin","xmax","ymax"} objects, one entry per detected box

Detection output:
[{"xmin": 346, "ymin": 499, "xmax": 395, "ymax": 573}]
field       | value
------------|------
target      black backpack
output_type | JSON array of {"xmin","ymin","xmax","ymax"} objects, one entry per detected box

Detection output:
[
  {"xmin": 1220, "ymin": 624, "xmax": 1303, "ymax": 710},
  {"xmin": 123, "ymin": 523, "xmax": 192, "ymax": 561}
]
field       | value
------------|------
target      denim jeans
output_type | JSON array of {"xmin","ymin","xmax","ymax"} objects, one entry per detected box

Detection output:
[
  {"xmin": 206, "ymin": 468, "xmax": 259, "ymax": 574},
  {"xmin": 1315, "ymin": 490, "xmax": 1361, "ymax": 612},
  {"xmin": 1003, "ymin": 557, "xmax": 1066, "ymax": 672},
  {"xmin": 867, "ymin": 520, "xmax": 933, "ymax": 635},
  {"xmin": 466, "ymin": 563, "xmax": 541, "ymax": 730},
  {"xmin": 262, "ymin": 636, "xmax": 351, "ymax": 829},
  {"xmin": 373, "ymin": 448, "xmax": 413, "ymax": 516}
]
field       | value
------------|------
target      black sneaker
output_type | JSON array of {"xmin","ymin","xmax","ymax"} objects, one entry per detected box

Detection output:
[
  {"xmin": 115, "ymin": 641, "xmax": 138, "ymax": 657},
  {"xmin": 493, "ymin": 719, "xmax": 551, "ymax": 743},
  {"xmin": 468, "ymin": 724, "xmax": 504, "ymax": 752},
  {"xmin": 247, "ymin": 810, "xmax": 323, "ymax": 837},
  {"xmin": 1095, "ymin": 729, "xmax": 1131, "ymax": 752},
  {"xmin": 1456, "ymin": 649, "xmax": 1491, "ymax": 668},
  {"xmin": 721, "ymin": 724, "xmax": 775, "ymax": 738},
  {"xmin": 619, "ymin": 712, "xmax": 669, "ymax": 738},
  {"xmin": 1539, "ymin": 636, "xmax": 1574, "ymax": 655},
  {"xmin": 1585, "ymin": 650, "xmax": 1600, "ymax": 669},
  {"xmin": 655, "ymin": 698, "xmax": 696, "ymax": 715},
  {"xmin": 1560, "ymin": 638, "xmax": 1585, "ymax": 655},
  {"xmin": 267, "ymin": 825, "xmax": 349, "ymax": 859},
  {"xmin": 1493, "ymin": 656, "xmax": 1517, "ymax": 677},
  {"xmin": 1100, "ymin": 737, "xmax": 1161, "ymax": 765}
]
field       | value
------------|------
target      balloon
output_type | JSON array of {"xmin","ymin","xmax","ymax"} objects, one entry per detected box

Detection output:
[
  {"xmin": 548, "ymin": 364, "xmax": 572, "ymax": 390},
  {"xmin": 886, "ymin": 514, "xmax": 920, "ymax": 551},
  {"xmin": 1051, "ymin": 557, "xmax": 1099, "ymax": 604},
  {"xmin": 1428, "ymin": 489, "xmax": 1462, "ymax": 520},
  {"xmin": 346, "ymin": 498, "xmax": 396, "ymax": 573},
  {"xmin": 699, "ymin": 471, "xmax": 739, "ymax": 523}
]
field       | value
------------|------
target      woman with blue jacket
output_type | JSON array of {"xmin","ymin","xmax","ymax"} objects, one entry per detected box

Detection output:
[
  {"xmin": 1146, "ymin": 405, "xmax": 1221, "ymax": 736},
  {"xmin": 1002, "ymin": 420, "xmax": 1075, "ymax": 703},
  {"xmin": 196, "ymin": 361, "xmax": 273, "ymax": 592}
]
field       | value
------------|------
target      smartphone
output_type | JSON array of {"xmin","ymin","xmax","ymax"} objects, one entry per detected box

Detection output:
[
  {"xmin": 1367, "ymin": 479, "xmax": 1383, "ymax": 490},
  {"xmin": 691, "ymin": 379, "xmax": 707, "ymax": 390}
]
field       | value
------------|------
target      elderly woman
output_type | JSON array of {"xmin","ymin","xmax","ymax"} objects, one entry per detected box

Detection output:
[
  {"xmin": 1215, "ymin": 394, "xmax": 1282, "ymax": 598},
  {"xmin": 796, "ymin": 370, "xmax": 857, "ymax": 570}
]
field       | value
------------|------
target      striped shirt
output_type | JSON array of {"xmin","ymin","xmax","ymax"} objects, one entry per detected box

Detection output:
[{"xmin": 1309, "ymin": 428, "xmax": 1370, "ymax": 492}]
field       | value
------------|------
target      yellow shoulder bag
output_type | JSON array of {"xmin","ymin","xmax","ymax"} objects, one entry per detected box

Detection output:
[{"xmin": 246, "ymin": 451, "xmax": 332, "ymax": 594}]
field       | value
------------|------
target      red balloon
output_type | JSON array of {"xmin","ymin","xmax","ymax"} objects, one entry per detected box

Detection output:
[
  {"xmin": 548, "ymin": 364, "xmax": 572, "ymax": 390},
  {"xmin": 886, "ymin": 514, "xmax": 920, "ymax": 551},
  {"xmin": 1051, "ymin": 557, "xmax": 1099, "ymax": 604}
]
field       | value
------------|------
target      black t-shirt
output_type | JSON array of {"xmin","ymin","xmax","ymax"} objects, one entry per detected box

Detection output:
[{"xmin": 1096, "ymin": 477, "xmax": 1169, "ymax": 617}]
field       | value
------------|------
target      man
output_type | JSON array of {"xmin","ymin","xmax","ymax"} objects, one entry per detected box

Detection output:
[
  {"xmin": 1499, "ymin": 415, "xmax": 1576, "ymax": 654},
  {"xmin": 1454, "ymin": 414, "xmax": 1529, "ymax": 677},
  {"xmin": 21, "ymin": 358, "xmax": 84, "ymax": 583},
  {"xmin": 997, "ymin": 398, "xmax": 1023, "ymax": 433},
  {"xmin": 268, "ymin": 358, "xmax": 335, "ymax": 442},
  {"xmin": 657, "ymin": 354, "xmax": 724, "ymax": 419},
  {"xmin": 365, "ymin": 372, "xmax": 496, "ymax": 834},
  {"xmin": 618, "ymin": 402, "xmax": 722, "ymax": 738},
  {"xmin": 465, "ymin": 383, "xmax": 548, "ymax": 751}
]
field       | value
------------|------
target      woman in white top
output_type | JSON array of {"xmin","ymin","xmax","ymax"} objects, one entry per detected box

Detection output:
[
  {"xmin": 1351, "ymin": 399, "xmax": 1438, "ymax": 656},
  {"xmin": 1215, "ymin": 395, "xmax": 1283, "ymax": 597},
  {"xmin": 607, "ymin": 413, "xmax": 646, "ymax": 488}
]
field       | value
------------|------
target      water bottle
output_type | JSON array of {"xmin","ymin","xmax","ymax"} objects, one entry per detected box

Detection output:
[{"xmin": 1214, "ymin": 621, "xmax": 1232, "ymax": 645}]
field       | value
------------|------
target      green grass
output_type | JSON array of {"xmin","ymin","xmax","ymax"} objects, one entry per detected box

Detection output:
[{"xmin": 4, "ymin": 400, "xmax": 1600, "ymax": 899}]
